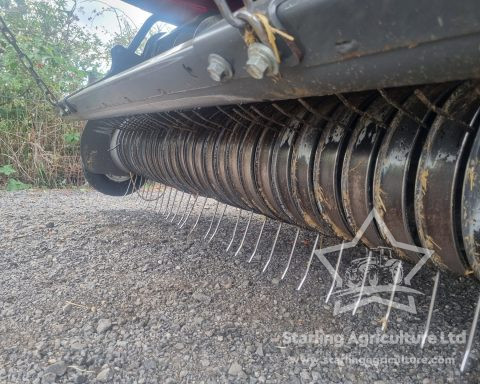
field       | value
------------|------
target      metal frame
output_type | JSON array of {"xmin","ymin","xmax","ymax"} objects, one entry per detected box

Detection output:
[{"xmin": 62, "ymin": 0, "xmax": 480, "ymax": 120}]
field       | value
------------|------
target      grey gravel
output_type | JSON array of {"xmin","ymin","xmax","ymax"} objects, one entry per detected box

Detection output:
[
  {"xmin": 45, "ymin": 361, "xmax": 67, "ymax": 376},
  {"xmin": 96, "ymin": 319, "xmax": 112, "ymax": 334},
  {"xmin": 0, "ymin": 189, "xmax": 480, "ymax": 383}
]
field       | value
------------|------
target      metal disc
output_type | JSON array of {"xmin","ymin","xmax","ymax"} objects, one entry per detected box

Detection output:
[
  {"xmin": 271, "ymin": 108, "xmax": 310, "ymax": 227},
  {"xmin": 291, "ymin": 97, "xmax": 338, "ymax": 233},
  {"xmin": 341, "ymin": 89, "xmax": 412, "ymax": 248},
  {"xmin": 255, "ymin": 126, "xmax": 292, "ymax": 223},
  {"xmin": 226, "ymin": 123, "xmax": 257, "ymax": 210},
  {"xmin": 204, "ymin": 129, "xmax": 234, "ymax": 206},
  {"xmin": 238, "ymin": 121, "xmax": 277, "ymax": 218},
  {"xmin": 193, "ymin": 129, "xmax": 216, "ymax": 198},
  {"xmin": 373, "ymin": 84, "xmax": 456, "ymax": 262},
  {"xmin": 462, "ymin": 104, "xmax": 480, "ymax": 279},
  {"xmin": 313, "ymin": 92, "xmax": 375, "ymax": 240},
  {"xmin": 414, "ymin": 81, "xmax": 479, "ymax": 275}
]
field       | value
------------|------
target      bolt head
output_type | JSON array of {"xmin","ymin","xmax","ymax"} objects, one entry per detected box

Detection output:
[
  {"xmin": 246, "ymin": 55, "xmax": 269, "ymax": 79},
  {"xmin": 207, "ymin": 54, "xmax": 233, "ymax": 82}
]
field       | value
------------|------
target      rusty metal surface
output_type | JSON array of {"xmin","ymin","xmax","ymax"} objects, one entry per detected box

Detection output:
[
  {"xmin": 341, "ymin": 89, "xmax": 412, "ymax": 248},
  {"xmin": 462, "ymin": 108, "xmax": 480, "ymax": 279},
  {"xmin": 414, "ymin": 82, "xmax": 479, "ymax": 275}
]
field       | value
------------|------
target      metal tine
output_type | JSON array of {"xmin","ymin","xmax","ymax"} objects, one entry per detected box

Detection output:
[
  {"xmin": 178, "ymin": 194, "xmax": 192, "ymax": 225},
  {"xmin": 325, "ymin": 241, "xmax": 345, "ymax": 302},
  {"xmin": 142, "ymin": 179, "xmax": 154, "ymax": 205},
  {"xmin": 208, "ymin": 204, "xmax": 227, "ymax": 243},
  {"xmin": 145, "ymin": 182, "xmax": 157, "ymax": 207},
  {"xmin": 123, "ymin": 175, "xmax": 134, "ymax": 198},
  {"xmin": 234, "ymin": 211, "xmax": 253, "ymax": 257},
  {"xmin": 262, "ymin": 222, "xmax": 283, "ymax": 273},
  {"xmin": 204, "ymin": 200, "xmax": 220, "ymax": 239},
  {"xmin": 297, "ymin": 234, "xmax": 321, "ymax": 290},
  {"xmin": 138, "ymin": 180, "xmax": 149, "ymax": 205},
  {"xmin": 158, "ymin": 186, "xmax": 169, "ymax": 213},
  {"xmin": 460, "ymin": 292, "xmax": 480, "ymax": 372},
  {"xmin": 414, "ymin": 88, "xmax": 472, "ymax": 131},
  {"xmin": 165, "ymin": 189, "xmax": 178, "ymax": 219},
  {"xmin": 281, "ymin": 227, "xmax": 300, "ymax": 280},
  {"xmin": 248, "ymin": 216, "xmax": 267, "ymax": 263},
  {"xmin": 420, "ymin": 271, "xmax": 440, "ymax": 349},
  {"xmin": 153, "ymin": 185, "xmax": 164, "ymax": 211},
  {"xmin": 226, "ymin": 208, "xmax": 242, "ymax": 252},
  {"xmin": 381, "ymin": 261, "xmax": 403, "ymax": 332},
  {"xmin": 171, "ymin": 191, "xmax": 185, "ymax": 222},
  {"xmin": 162, "ymin": 187, "xmax": 173, "ymax": 215},
  {"xmin": 189, "ymin": 196, "xmax": 207, "ymax": 235},
  {"xmin": 353, "ymin": 250, "xmax": 373, "ymax": 315},
  {"xmin": 180, "ymin": 195, "xmax": 198, "ymax": 228},
  {"xmin": 136, "ymin": 177, "xmax": 147, "ymax": 202}
]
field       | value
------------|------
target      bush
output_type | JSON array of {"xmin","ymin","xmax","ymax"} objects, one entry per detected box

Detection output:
[{"xmin": 0, "ymin": 0, "xmax": 136, "ymax": 188}]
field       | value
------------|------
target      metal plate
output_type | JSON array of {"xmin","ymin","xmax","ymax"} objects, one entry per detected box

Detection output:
[
  {"xmin": 313, "ymin": 93, "xmax": 375, "ymax": 240},
  {"xmin": 255, "ymin": 126, "xmax": 292, "ymax": 223},
  {"xmin": 271, "ymin": 107, "xmax": 309, "ymax": 227},
  {"xmin": 216, "ymin": 125, "xmax": 248, "ymax": 209},
  {"xmin": 193, "ymin": 129, "xmax": 216, "ymax": 198},
  {"xmin": 184, "ymin": 131, "xmax": 203, "ymax": 194},
  {"xmin": 462, "ymin": 104, "xmax": 480, "ymax": 279},
  {"xmin": 204, "ymin": 129, "xmax": 234, "ymax": 206},
  {"xmin": 226, "ymin": 123, "xmax": 256, "ymax": 211},
  {"xmin": 341, "ymin": 89, "xmax": 412, "ymax": 248},
  {"xmin": 238, "ymin": 121, "xmax": 277, "ymax": 219},
  {"xmin": 291, "ymin": 98, "xmax": 339, "ymax": 233},
  {"xmin": 414, "ymin": 81, "xmax": 478, "ymax": 274},
  {"xmin": 373, "ymin": 84, "xmax": 456, "ymax": 262}
]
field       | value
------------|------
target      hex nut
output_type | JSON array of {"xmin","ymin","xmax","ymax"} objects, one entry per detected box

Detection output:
[
  {"xmin": 207, "ymin": 54, "xmax": 233, "ymax": 82},
  {"xmin": 246, "ymin": 43, "xmax": 279, "ymax": 79}
]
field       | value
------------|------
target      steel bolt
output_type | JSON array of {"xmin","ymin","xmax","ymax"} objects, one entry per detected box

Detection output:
[
  {"xmin": 246, "ymin": 43, "xmax": 279, "ymax": 80},
  {"xmin": 207, "ymin": 54, "xmax": 233, "ymax": 82}
]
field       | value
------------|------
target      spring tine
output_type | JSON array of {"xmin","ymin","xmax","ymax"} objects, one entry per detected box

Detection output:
[
  {"xmin": 170, "ymin": 191, "xmax": 184, "ymax": 222},
  {"xmin": 141, "ymin": 182, "xmax": 150, "ymax": 206},
  {"xmin": 158, "ymin": 186, "xmax": 168, "ymax": 213},
  {"xmin": 153, "ymin": 185, "xmax": 163, "ymax": 211},
  {"xmin": 352, "ymin": 251, "xmax": 373, "ymax": 315},
  {"xmin": 189, "ymin": 196, "xmax": 208, "ymax": 235},
  {"xmin": 420, "ymin": 271, "xmax": 440, "ymax": 349},
  {"xmin": 165, "ymin": 189, "xmax": 178, "ymax": 219},
  {"xmin": 234, "ymin": 211, "xmax": 253, "ymax": 257},
  {"xmin": 325, "ymin": 241, "xmax": 345, "ymax": 302},
  {"xmin": 180, "ymin": 195, "xmax": 198, "ymax": 228},
  {"xmin": 208, "ymin": 204, "xmax": 227, "ymax": 243},
  {"xmin": 460, "ymin": 292, "xmax": 480, "ymax": 372},
  {"xmin": 144, "ymin": 180, "xmax": 155, "ymax": 205},
  {"xmin": 381, "ymin": 261, "xmax": 403, "ymax": 332},
  {"xmin": 123, "ymin": 175, "xmax": 134, "ymax": 198},
  {"xmin": 296, "ymin": 234, "xmax": 321, "ymax": 290},
  {"xmin": 281, "ymin": 227, "xmax": 300, "ymax": 280},
  {"xmin": 226, "ymin": 208, "xmax": 242, "ymax": 252},
  {"xmin": 248, "ymin": 216, "xmax": 267, "ymax": 263},
  {"xmin": 262, "ymin": 222, "xmax": 283, "ymax": 273},
  {"xmin": 146, "ymin": 182, "xmax": 156, "ymax": 207},
  {"xmin": 204, "ymin": 200, "xmax": 220, "ymax": 239},
  {"xmin": 164, "ymin": 188, "xmax": 177, "ymax": 219},
  {"xmin": 177, "ymin": 194, "xmax": 192, "ymax": 225},
  {"xmin": 162, "ymin": 187, "xmax": 172, "ymax": 215}
]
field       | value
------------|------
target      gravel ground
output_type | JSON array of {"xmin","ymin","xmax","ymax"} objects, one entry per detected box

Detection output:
[{"xmin": 0, "ymin": 189, "xmax": 479, "ymax": 384}]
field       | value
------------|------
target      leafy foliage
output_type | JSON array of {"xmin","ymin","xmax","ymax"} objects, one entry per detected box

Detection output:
[
  {"xmin": 63, "ymin": 131, "xmax": 80, "ymax": 144},
  {"xmin": 0, "ymin": 0, "xmax": 140, "ymax": 189},
  {"xmin": 0, "ymin": 164, "xmax": 16, "ymax": 176},
  {"xmin": 6, "ymin": 178, "xmax": 31, "ymax": 191}
]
